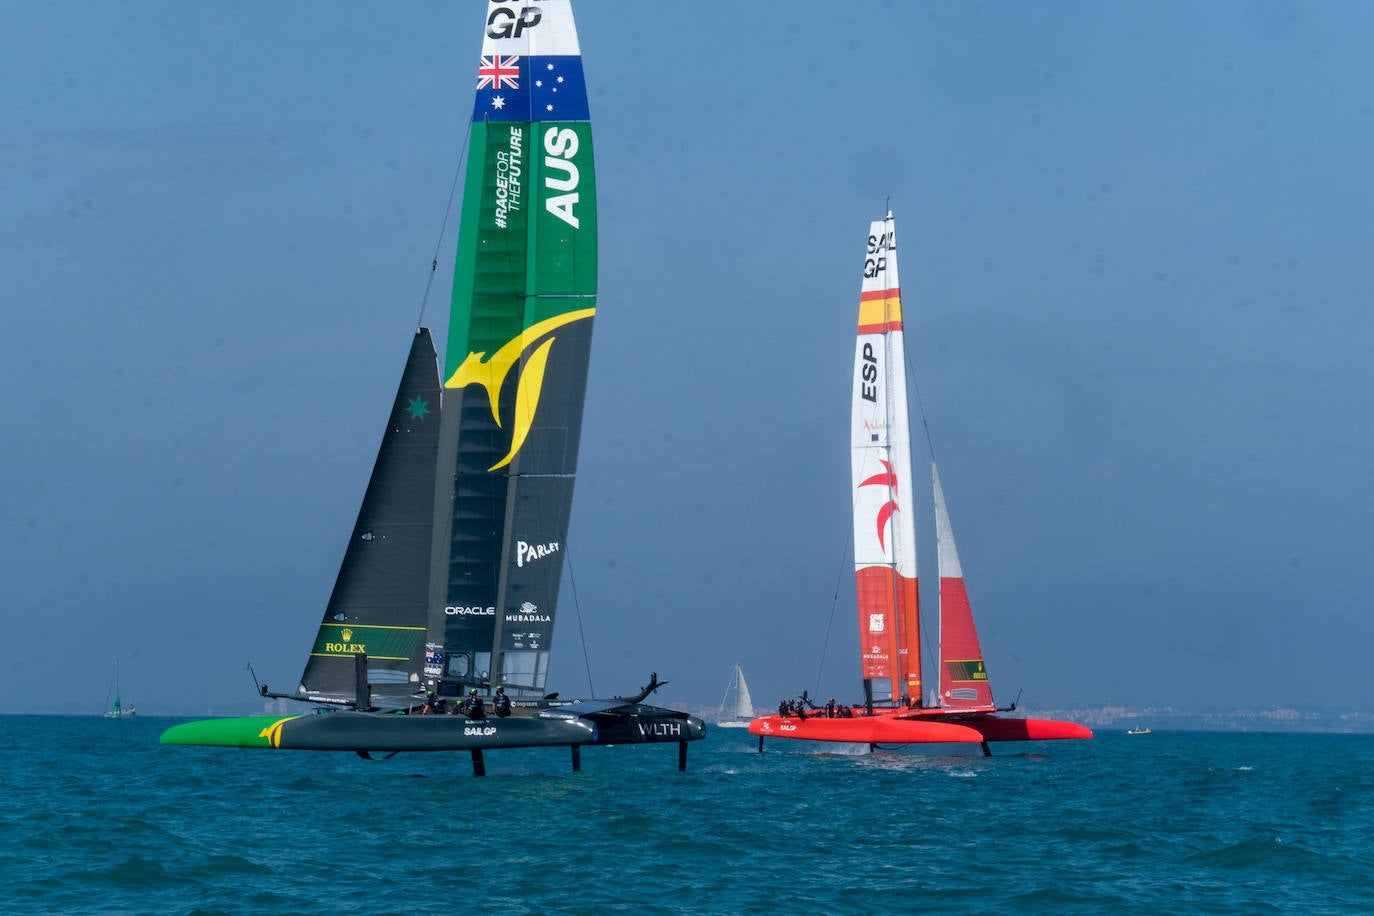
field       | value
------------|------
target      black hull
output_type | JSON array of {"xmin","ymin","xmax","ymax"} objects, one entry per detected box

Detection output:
[{"xmin": 161, "ymin": 702, "xmax": 706, "ymax": 759}]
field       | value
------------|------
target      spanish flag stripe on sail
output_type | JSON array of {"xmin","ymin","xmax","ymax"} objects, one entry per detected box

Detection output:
[{"xmin": 857, "ymin": 290, "xmax": 903, "ymax": 334}]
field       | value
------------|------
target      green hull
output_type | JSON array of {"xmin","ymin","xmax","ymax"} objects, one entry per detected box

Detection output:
[{"xmin": 160, "ymin": 716, "xmax": 288, "ymax": 748}]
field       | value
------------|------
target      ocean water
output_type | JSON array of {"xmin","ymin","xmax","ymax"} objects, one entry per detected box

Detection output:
[{"xmin": 2, "ymin": 717, "xmax": 1371, "ymax": 914}]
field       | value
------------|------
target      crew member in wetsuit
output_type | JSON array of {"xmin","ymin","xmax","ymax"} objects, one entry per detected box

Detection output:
[
  {"xmin": 462, "ymin": 688, "xmax": 486, "ymax": 720},
  {"xmin": 493, "ymin": 685, "xmax": 511, "ymax": 718}
]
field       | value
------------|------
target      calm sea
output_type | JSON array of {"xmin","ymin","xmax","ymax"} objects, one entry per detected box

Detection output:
[{"xmin": 2, "ymin": 716, "xmax": 1370, "ymax": 914}]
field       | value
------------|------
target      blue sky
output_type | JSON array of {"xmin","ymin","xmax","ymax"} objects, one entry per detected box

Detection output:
[{"xmin": 5, "ymin": 1, "xmax": 1372, "ymax": 715}]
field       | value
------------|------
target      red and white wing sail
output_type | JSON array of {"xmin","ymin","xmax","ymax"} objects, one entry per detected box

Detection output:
[{"xmin": 851, "ymin": 213, "xmax": 920, "ymax": 705}]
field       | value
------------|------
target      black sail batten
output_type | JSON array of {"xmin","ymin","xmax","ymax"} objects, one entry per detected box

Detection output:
[{"xmin": 299, "ymin": 328, "xmax": 440, "ymax": 705}]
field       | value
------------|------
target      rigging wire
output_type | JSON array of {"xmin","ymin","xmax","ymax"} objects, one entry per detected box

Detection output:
[
  {"xmin": 414, "ymin": 129, "xmax": 471, "ymax": 330},
  {"xmin": 904, "ymin": 315, "xmax": 941, "ymax": 695},
  {"xmin": 563, "ymin": 547, "xmax": 596, "ymax": 698},
  {"xmin": 909, "ymin": 356, "xmax": 939, "ymax": 467},
  {"xmin": 815, "ymin": 525, "xmax": 854, "ymax": 699}
]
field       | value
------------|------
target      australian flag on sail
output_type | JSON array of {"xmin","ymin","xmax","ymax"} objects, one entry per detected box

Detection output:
[{"xmin": 473, "ymin": 55, "xmax": 589, "ymax": 123}]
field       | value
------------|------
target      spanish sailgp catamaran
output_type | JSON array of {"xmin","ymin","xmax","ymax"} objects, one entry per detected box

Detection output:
[
  {"xmin": 749, "ymin": 212, "xmax": 1091, "ymax": 755},
  {"xmin": 161, "ymin": 0, "xmax": 704, "ymax": 775}
]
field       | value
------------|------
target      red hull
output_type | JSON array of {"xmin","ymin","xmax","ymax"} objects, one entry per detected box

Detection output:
[
  {"xmin": 748, "ymin": 714, "xmax": 984, "ymax": 744},
  {"xmin": 748, "ymin": 710, "xmax": 1091, "ymax": 745},
  {"xmin": 964, "ymin": 715, "xmax": 1093, "ymax": 741},
  {"xmin": 891, "ymin": 708, "xmax": 1092, "ymax": 741}
]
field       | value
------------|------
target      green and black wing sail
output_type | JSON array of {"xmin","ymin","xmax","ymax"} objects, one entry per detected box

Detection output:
[
  {"xmin": 424, "ymin": 0, "xmax": 596, "ymax": 697},
  {"xmin": 299, "ymin": 329, "xmax": 439, "ymax": 704}
]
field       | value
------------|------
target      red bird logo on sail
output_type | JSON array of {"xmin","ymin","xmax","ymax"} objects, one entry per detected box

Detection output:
[{"xmin": 859, "ymin": 459, "xmax": 900, "ymax": 552}]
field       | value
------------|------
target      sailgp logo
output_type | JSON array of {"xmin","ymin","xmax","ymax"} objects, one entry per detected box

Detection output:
[
  {"xmin": 444, "ymin": 308, "xmax": 595, "ymax": 471},
  {"xmin": 486, "ymin": 6, "xmax": 542, "ymax": 40},
  {"xmin": 865, "ymin": 229, "xmax": 895, "ymax": 278},
  {"xmin": 858, "ymin": 459, "xmax": 900, "ymax": 552}
]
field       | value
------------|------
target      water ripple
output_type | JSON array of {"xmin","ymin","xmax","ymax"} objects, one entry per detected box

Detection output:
[{"xmin": 3, "ymin": 719, "xmax": 1374, "ymax": 914}]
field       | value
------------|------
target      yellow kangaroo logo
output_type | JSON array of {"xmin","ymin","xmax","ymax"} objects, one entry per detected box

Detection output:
[
  {"xmin": 257, "ymin": 716, "xmax": 297, "ymax": 748},
  {"xmin": 444, "ymin": 307, "xmax": 595, "ymax": 471}
]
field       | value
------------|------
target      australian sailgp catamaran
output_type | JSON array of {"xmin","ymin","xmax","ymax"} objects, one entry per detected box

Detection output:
[
  {"xmin": 750, "ymin": 212, "xmax": 1090, "ymax": 754},
  {"xmin": 161, "ymin": 0, "xmax": 704, "ymax": 774}
]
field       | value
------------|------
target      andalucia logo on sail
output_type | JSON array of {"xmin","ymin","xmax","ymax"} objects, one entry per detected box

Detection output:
[{"xmin": 444, "ymin": 308, "xmax": 594, "ymax": 471}]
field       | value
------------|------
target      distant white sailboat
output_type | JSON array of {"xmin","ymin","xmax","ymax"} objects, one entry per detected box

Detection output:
[
  {"xmin": 717, "ymin": 664, "xmax": 755, "ymax": 728},
  {"xmin": 104, "ymin": 661, "xmax": 135, "ymax": 719}
]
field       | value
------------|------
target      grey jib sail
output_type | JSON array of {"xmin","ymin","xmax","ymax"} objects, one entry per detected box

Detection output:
[{"xmin": 298, "ymin": 328, "xmax": 440, "ymax": 703}]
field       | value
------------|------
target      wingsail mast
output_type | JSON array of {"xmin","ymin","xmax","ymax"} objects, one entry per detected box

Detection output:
[
  {"xmin": 426, "ymin": 0, "xmax": 597, "ymax": 702},
  {"xmin": 851, "ymin": 211, "xmax": 920, "ymax": 708}
]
